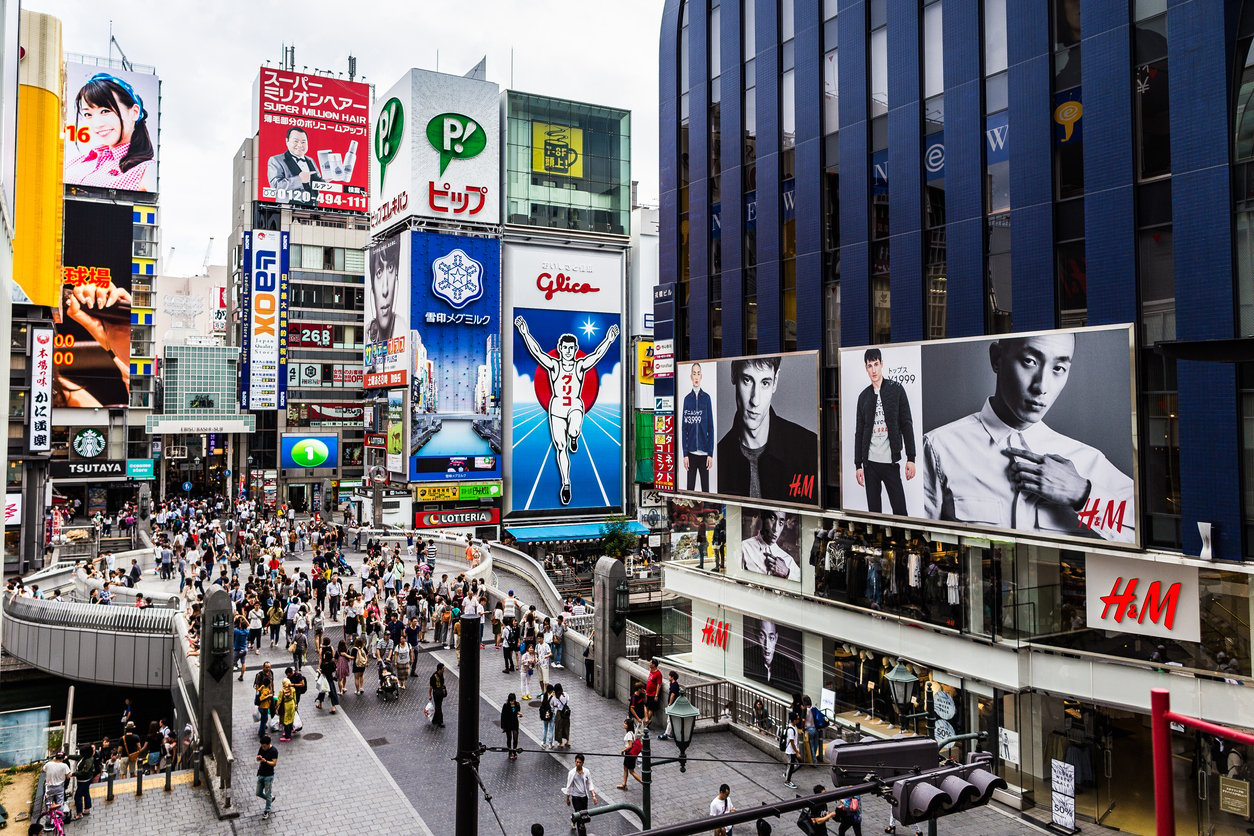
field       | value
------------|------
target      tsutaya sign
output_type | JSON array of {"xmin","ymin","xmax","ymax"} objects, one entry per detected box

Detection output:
[{"xmin": 1085, "ymin": 553, "xmax": 1199, "ymax": 643}]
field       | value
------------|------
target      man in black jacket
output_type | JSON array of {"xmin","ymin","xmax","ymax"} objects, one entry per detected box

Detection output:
[
  {"xmin": 853, "ymin": 348, "xmax": 916, "ymax": 515},
  {"xmin": 715, "ymin": 356, "xmax": 819, "ymax": 503}
]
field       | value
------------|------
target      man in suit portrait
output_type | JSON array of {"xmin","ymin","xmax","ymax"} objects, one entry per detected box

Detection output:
[{"xmin": 266, "ymin": 127, "xmax": 323, "ymax": 203}]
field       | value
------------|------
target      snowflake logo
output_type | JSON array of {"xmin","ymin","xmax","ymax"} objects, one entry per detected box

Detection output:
[{"xmin": 431, "ymin": 248, "xmax": 484, "ymax": 310}]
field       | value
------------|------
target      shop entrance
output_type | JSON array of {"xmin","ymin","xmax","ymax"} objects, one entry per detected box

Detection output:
[{"xmin": 287, "ymin": 484, "xmax": 308, "ymax": 513}]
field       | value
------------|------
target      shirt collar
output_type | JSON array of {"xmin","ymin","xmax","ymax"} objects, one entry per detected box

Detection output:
[
  {"xmin": 976, "ymin": 398, "xmax": 1052, "ymax": 447},
  {"xmin": 89, "ymin": 142, "xmax": 130, "ymax": 162}
]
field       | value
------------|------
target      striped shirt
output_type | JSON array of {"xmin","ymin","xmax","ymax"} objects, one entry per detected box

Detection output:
[{"xmin": 65, "ymin": 142, "xmax": 156, "ymax": 191}]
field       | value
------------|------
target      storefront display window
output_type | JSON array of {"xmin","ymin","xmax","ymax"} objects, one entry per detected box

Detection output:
[{"xmin": 812, "ymin": 522, "xmax": 964, "ymax": 630}]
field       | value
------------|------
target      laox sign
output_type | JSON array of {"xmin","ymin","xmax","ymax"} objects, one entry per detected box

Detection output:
[{"xmin": 1084, "ymin": 554, "xmax": 1199, "ymax": 643}]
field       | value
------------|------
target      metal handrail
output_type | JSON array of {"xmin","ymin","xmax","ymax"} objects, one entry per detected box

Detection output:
[
  {"xmin": 2, "ymin": 594, "xmax": 179, "ymax": 633},
  {"xmin": 210, "ymin": 708, "xmax": 233, "ymax": 808}
]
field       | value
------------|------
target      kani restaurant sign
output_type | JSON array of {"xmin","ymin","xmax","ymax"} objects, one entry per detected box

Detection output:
[{"xmin": 1085, "ymin": 554, "xmax": 1199, "ymax": 643}]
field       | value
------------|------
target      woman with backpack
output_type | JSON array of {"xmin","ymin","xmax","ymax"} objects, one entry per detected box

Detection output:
[
  {"xmin": 254, "ymin": 663, "xmax": 275, "ymax": 740},
  {"xmin": 538, "ymin": 684, "xmax": 556, "ymax": 749},
  {"xmin": 352, "ymin": 637, "xmax": 369, "ymax": 695},
  {"xmin": 552, "ymin": 683, "xmax": 572, "ymax": 749},
  {"xmin": 70, "ymin": 742, "xmax": 98, "ymax": 819},
  {"xmin": 500, "ymin": 693, "xmax": 522, "ymax": 760}
]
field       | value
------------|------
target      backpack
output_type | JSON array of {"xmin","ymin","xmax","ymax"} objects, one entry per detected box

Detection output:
[
  {"xmin": 812, "ymin": 706, "xmax": 828, "ymax": 729},
  {"xmin": 355, "ymin": 647, "xmax": 368, "ymax": 667},
  {"xmin": 777, "ymin": 725, "xmax": 789, "ymax": 753},
  {"xmin": 74, "ymin": 755, "xmax": 96, "ymax": 781}
]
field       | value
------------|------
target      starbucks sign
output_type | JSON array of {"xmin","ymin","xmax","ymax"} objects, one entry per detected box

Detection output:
[{"xmin": 72, "ymin": 428, "xmax": 107, "ymax": 458}]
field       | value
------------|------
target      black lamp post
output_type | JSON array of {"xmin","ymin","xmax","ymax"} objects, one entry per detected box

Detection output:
[
  {"xmin": 640, "ymin": 694, "xmax": 700, "ymax": 829},
  {"xmin": 612, "ymin": 577, "xmax": 630, "ymax": 636},
  {"xmin": 885, "ymin": 660, "xmax": 919, "ymax": 730},
  {"xmin": 207, "ymin": 611, "xmax": 232, "ymax": 681},
  {"xmin": 247, "ymin": 455, "xmax": 255, "ymax": 501}
]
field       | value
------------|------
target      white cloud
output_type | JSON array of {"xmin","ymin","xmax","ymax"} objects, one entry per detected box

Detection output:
[{"xmin": 38, "ymin": 0, "xmax": 664, "ymax": 276}]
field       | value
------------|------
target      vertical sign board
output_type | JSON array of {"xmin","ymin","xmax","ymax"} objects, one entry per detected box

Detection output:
[
  {"xmin": 362, "ymin": 232, "xmax": 412, "ymax": 389},
  {"xmin": 29, "ymin": 328, "xmax": 53, "ymax": 451},
  {"xmin": 370, "ymin": 68, "xmax": 500, "ymax": 234},
  {"xmin": 239, "ymin": 230, "xmax": 290, "ymax": 410},
  {"xmin": 1050, "ymin": 759, "xmax": 1076, "ymax": 831},
  {"xmin": 56, "ymin": 201, "xmax": 133, "ymax": 407},
  {"xmin": 504, "ymin": 244, "xmax": 624, "ymax": 514},
  {"xmin": 652, "ymin": 284, "xmax": 676, "ymax": 492},
  {"xmin": 407, "ymin": 232, "xmax": 502, "ymax": 481}
]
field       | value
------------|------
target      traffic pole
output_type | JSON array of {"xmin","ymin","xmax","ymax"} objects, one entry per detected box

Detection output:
[
  {"xmin": 1150, "ymin": 689, "xmax": 1174, "ymax": 836},
  {"xmin": 455, "ymin": 613, "xmax": 482, "ymax": 836}
]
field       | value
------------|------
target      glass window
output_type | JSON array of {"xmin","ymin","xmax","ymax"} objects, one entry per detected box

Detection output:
[
  {"xmin": 781, "ymin": 0, "xmax": 795, "ymax": 42},
  {"xmin": 1143, "ymin": 352, "xmax": 1181, "ymax": 548},
  {"xmin": 923, "ymin": 2, "xmax": 945, "ymax": 100},
  {"xmin": 710, "ymin": 4, "xmax": 721, "ymax": 78},
  {"xmin": 987, "ymin": 218, "xmax": 1012, "ymax": 333},
  {"xmin": 1139, "ymin": 227, "xmax": 1175, "ymax": 345},
  {"xmin": 1057, "ymin": 236, "xmax": 1087, "ymax": 328},
  {"xmin": 1135, "ymin": 17, "xmax": 1170, "ymax": 180},
  {"xmin": 1053, "ymin": 0, "xmax": 1080, "ymax": 49},
  {"xmin": 870, "ymin": 26, "xmax": 889, "ymax": 117},
  {"xmin": 984, "ymin": 0, "xmax": 1008, "ymax": 75},
  {"xmin": 781, "ymin": 69, "xmax": 796, "ymax": 150},
  {"xmin": 7, "ymin": 388, "xmax": 23, "ymax": 419},
  {"xmin": 823, "ymin": 48, "xmax": 839, "ymax": 135},
  {"xmin": 1237, "ymin": 212, "xmax": 1254, "ymax": 335},
  {"xmin": 743, "ymin": 0, "xmax": 755, "ymax": 61},
  {"xmin": 1054, "ymin": 90, "xmax": 1084, "ymax": 198},
  {"xmin": 985, "ymin": 72, "xmax": 1008, "ymax": 115}
]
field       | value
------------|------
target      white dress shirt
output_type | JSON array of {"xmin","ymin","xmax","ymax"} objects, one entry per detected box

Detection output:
[
  {"xmin": 922, "ymin": 398, "xmax": 1134, "ymax": 543},
  {"xmin": 740, "ymin": 535, "xmax": 801, "ymax": 580}
]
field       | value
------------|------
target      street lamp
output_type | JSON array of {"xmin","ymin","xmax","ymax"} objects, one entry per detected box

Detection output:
[
  {"xmin": 639, "ymin": 694, "xmax": 701, "ymax": 829},
  {"xmin": 247, "ymin": 455, "xmax": 255, "ymax": 501},
  {"xmin": 612, "ymin": 577, "xmax": 630, "ymax": 636},
  {"xmin": 885, "ymin": 660, "xmax": 919, "ymax": 717}
]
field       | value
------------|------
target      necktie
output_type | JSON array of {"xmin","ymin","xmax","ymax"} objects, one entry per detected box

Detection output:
[{"xmin": 1010, "ymin": 432, "xmax": 1032, "ymax": 529}]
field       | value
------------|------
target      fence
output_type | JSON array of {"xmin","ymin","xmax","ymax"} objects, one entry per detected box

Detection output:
[{"xmin": 683, "ymin": 679, "xmax": 873, "ymax": 749}]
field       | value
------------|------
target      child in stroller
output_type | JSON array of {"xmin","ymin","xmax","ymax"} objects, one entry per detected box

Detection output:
[
  {"xmin": 335, "ymin": 551, "xmax": 356, "ymax": 576},
  {"xmin": 377, "ymin": 660, "xmax": 400, "ymax": 702}
]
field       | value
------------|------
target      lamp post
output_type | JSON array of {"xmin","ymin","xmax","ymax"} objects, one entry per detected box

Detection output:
[
  {"xmin": 247, "ymin": 455, "xmax": 255, "ymax": 502},
  {"xmin": 885, "ymin": 660, "xmax": 945, "ymax": 836},
  {"xmin": 192, "ymin": 457, "xmax": 202, "ymax": 495},
  {"xmin": 612, "ymin": 577, "xmax": 630, "ymax": 636},
  {"xmin": 640, "ymin": 694, "xmax": 700, "ymax": 829}
]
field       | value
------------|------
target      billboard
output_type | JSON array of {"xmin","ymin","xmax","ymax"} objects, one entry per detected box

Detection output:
[
  {"xmin": 28, "ymin": 328, "xmax": 52, "ymax": 451},
  {"xmin": 674, "ymin": 352, "xmax": 821, "ymax": 508},
  {"xmin": 532, "ymin": 121, "xmax": 583, "ymax": 178},
  {"xmin": 838, "ymin": 324, "xmax": 1137, "ymax": 546},
  {"xmin": 370, "ymin": 68, "xmax": 500, "ymax": 232},
  {"xmin": 256, "ymin": 68, "xmax": 369, "ymax": 211},
  {"xmin": 385, "ymin": 388, "xmax": 405, "ymax": 473},
  {"xmin": 363, "ymin": 233, "xmax": 411, "ymax": 388},
  {"xmin": 406, "ymin": 232, "xmax": 502, "ymax": 481},
  {"xmin": 505, "ymin": 245, "xmax": 624, "ymax": 514},
  {"xmin": 63, "ymin": 63, "xmax": 160, "ymax": 192},
  {"xmin": 54, "ymin": 200, "xmax": 133, "ymax": 407},
  {"xmin": 742, "ymin": 614, "xmax": 804, "ymax": 695},
  {"xmin": 239, "ymin": 230, "xmax": 290, "ymax": 411},
  {"xmin": 280, "ymin": 433, "xmax": 340, "ymax": 470}
]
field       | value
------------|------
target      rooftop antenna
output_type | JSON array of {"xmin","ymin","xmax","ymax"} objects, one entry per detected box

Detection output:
[
  {"xmin": 348, "ymin": 55, "xmax": 357, "ymax": 82},
  {"xmin": 107, "ymin": 22, "xmax": 134, "ymax": 72}
]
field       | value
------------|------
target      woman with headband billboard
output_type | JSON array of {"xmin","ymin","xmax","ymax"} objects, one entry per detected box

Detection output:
[{"xmin": 64, "ymin": 73, "xmax": 156, "ymax": 192}]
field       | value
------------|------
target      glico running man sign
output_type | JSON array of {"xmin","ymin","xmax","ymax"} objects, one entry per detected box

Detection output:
[{"xmin": 240, "ymin": 230, "xmax": 290, "ymax": 411}]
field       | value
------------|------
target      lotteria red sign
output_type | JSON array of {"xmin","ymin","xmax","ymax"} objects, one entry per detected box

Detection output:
[{"xmin": 414, "ymin": 508, "xmax": 499, "ymax": 529}]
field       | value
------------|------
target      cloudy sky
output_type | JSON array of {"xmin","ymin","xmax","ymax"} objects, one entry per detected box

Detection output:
[{"xmin": 37, "ymin": 0, "xmax": 665, "ymax": 276}]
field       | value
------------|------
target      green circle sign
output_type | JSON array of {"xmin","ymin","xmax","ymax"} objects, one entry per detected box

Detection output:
[
  {"xmin": 291, "ymin": 438, "xmax": 330, "ymax": 468},
  {"xmin": 374, "ymin": 97, "xmax": 404, "ymax": 191}
]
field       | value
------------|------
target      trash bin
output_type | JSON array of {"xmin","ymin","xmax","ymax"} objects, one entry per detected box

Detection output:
[{"xmin": 638, "ymin": 633, "xmax": 662, "ymax": 661}]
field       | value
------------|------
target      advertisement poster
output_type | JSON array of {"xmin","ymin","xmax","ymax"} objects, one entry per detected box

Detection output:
[
  {"xmin": 386, "ymin": 388, "xmax": 405, "ymax": 473},
  {"xmin": 280, "ymin": 434, "xmax": 339, "ymax": 470},
  {"xmin": 363, "ymin": 232, "xmax": 411, "ymax": 387},
  {"xmin": 506, "ymin": 245, "xmax": 625, "ymax": 514},
  {"xmin": 668, "ymin": 499, "xmax": 723, "ymax": 563},
  {"xmin": 29, "ymin": 328, "xmax": 53, "ymax": 451},
  {"xmin": 370, "ymin": 68, "xmax": 500, "ymax": 233},
  {"xmin": 407, "ymin": 231, "xmax": 502, "ymax": 481},
  {"xmin": 532, "ymin": 121, "xmax": 583, "ymax": 178},
  {"xmin": 239, "ymin": 230, "xmax": 290, "ymax": 411},
  {"xmin": 63, "ymin": 62, "xmax": 160, "ymax": 192},
  {"xmin": 54, "ymin": 201, "xmax": 133, "ymax": 407},
  {"xmin": 256, "ymin": 68, "xmax": 369, "ymax": 211},
  {"xmin": 737, "ymin": 507, "xmax": 801, "ymax": 582},
  {"xmin": 839, "ymin": 325, "xmax": 1138, "ymax": 546},
  {"xmin": 742, "ymin": 614, "xmax": 804, "ymax": 695},
  {"xmin": 674, "ymin": 352, "xmax": 821, "ymax": 507}
]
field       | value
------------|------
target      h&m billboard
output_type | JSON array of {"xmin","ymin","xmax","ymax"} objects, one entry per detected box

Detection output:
[
  {"xmin": 370, "ymin": 68, "xmax": 500, "ymax": 232},
  {"xmin": 404, "ymin": 231, "xmax": 502, "ymax": 481},
  {"xmin": 504, "ymin": 244, "xmax": 624, "ymax": 515},
  {"xmin": 54, "ymin": 201, "xmax": 133, "ymax": 408},
  {"xmin": 255, "ymin": 68, "xmax": 369, "ymax": 212},
  {"xmin": 674, "ymin": 352, "xmax": 822, "ymax": 508},
  {"xmin": 63, "ymin": 63, "xmax": 160, "ymax": 192},
  {"xmin": 240, "ymin": 230, "xmax": 290, "ymax": 411},
  {"xmin": 838, "ymin": 324, "xmax": 1138, "ymax": 547}
]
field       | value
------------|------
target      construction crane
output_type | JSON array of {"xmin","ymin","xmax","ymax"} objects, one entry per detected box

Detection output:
[{"xmin": 201, "ymin": 237, "xmax": 214, "ymax": 275}]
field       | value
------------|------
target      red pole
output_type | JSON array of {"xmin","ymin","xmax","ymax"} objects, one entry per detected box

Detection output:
[{"xmin": 1150, "ymin": 689, "xmax": 1174, "ymax": 836}]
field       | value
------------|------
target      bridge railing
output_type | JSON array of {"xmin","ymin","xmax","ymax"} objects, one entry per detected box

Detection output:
[{"xmin": 3, "ymin": 594, "xmax": 179, "ymax": 633}]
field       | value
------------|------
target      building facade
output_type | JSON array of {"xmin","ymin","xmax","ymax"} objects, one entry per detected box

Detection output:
[{"xmin": 658, "ymin": 2, "xmax": 1254, "ymax": 834}]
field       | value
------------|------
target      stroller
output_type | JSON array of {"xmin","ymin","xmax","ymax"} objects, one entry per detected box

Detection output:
[
  {"xmin": 377, "ymin": 661, "xmax": 400, "ymax": 702},
  {"xmin": 335, "ymin": 553, "xmax": 356, "ymax": 576}
]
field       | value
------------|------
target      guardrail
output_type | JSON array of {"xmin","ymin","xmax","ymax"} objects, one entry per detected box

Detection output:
[
  {"xmin": 3, "ymin": 595, "xmax": 179, "ymax": 633},
  {"xmin": 209, "ymin": 708, "xmax": 233, "ymax": 808}
]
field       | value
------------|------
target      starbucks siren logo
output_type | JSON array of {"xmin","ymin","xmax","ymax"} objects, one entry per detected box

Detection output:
[{"xmin": 72, "ymin": 428, "xmax": 107, "ymax": 458}]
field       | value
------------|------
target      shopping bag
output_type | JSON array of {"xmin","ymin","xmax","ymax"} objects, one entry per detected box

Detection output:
[
  {"xmin": 293, "ymin": 711, "xmax": 303, "ymax": 732},
  {"xmin": 267, "ymin": 714, "xmax": 281, "ymax": 731},
  {"xmin": 424, "ymin": 700, "xmax": 434, "ymax": 721},
  {"xmin": 315, "ymin": 673, "xmax": 330, "ymax": 694},
  {"xmin": 252, "ymin": 709, "xmax": 260, "ymax": 723}
]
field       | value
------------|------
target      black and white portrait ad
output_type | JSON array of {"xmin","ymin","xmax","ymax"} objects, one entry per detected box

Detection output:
[
  {"xmin": 839, "ymin": 345, "xmax": 925, "ymax": 519},
  {"xmin": 742, "ymin": 615, "xmax": 804, "ymax": 695},
  {"xmin": 736, "ymin": 506, "xmax": 802, "ymax": 583},
  {"xmin": 677, "ymin": 351, "xmax": 821, "ymax": 508},
  {"xmin": 841, "ymin": 325, "xmax": 1136, "ymax": 546}
]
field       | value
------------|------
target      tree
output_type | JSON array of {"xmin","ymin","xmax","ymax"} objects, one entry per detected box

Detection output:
[{"xmin": 599, "ymin": 516, "xmax": 638, "ymax": 560}]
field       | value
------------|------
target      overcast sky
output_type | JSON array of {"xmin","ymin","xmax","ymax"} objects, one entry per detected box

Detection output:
[{"xmin": 35, "ymin": 0, "xmax": 665, "ymax": 276}]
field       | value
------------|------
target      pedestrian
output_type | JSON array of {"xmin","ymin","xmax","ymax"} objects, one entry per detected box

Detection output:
[
  {"xmin": 255, "ymin": 734, "xmax": 277, "ymax": 820},
  {"xmin": 709, "ymin": 783, "xmax": 735, "ymax": 834},
  {"xmin": 120, "ymin": 721, "xmax": 142, "ymax": 777},
  {"xmin": 286, "ymin": 666, "xmax": 308, "ymax": 707},
  {"xmin": 661, "ymin": 671, "xmax": 684, "ymax": 740},
  {"xmin": 275, "ymin": 679, "xmax": 297, "ymax": 741},
  {"xmin": 40, "ymin": 751, "xmax": 70, "ymax": 812},
  {"xmin": 394, "ymin": 635, "xmax": 412, "ymax": 689},
  {"xmin": 536, "ymin": 635, "xmax": 552, "ymax": 690},
  {"xmin": 644, "ymin": 658, "xmax": 663, "ymax": 726},
  {"xmin": 335, "ymin": 639, "xmax": 351, "ymax": 695},
  {"xmin": 429, "ymin": 663, "xmax": 447, "ymax": 727},
  {"xmin": 70, "ymin": 742, "xmax": 98, "ymax": 819},
  {"xmin": 520, "ymin": 644, "xmax": 537, "ymax": 700},
  {"xmin": 352, "ymin": 638, "xmax": 369, "ymax": 695},
  {"xmin": 234, "ymin": 616, "xmax": 249, "ymax": 681},
  {"xmin": 552, "ymin": 683, "xmax": 571, "ymax": 748},
  {"xmin": 783, "ymin": 716, "xmax": 803, "ymax": 789},
  {"xmin": 834, "ymin": 793, "xmax": 863, "ymax": 836},
  {"xmin": 563, "ymin": 753, "xmax": 598, "ymax": 820},
  {"xmin": 617, "ymin": 718, "xmax": 643, "ymax": 789},
  {"xmin": 501, "ymin": 621, "xmax": 517, "ymax": 672},
  {"xmin": 291, "ymin": 628, "xmax": 307, "ymax": 670},
  {"xmin": 629, "ymin": 682, "xmax": 647, "ymax": 733},
  {"xmin": 253, "ymin": 663, "xmax": 275, "ymax": 740},
  {"xmin": 501, "ymin": 693, "xmax": 521, "ymax": 760},
  {"xmin": 807, "ymin": 785, "xmax": 838, "ymax": 835},
  {"xmin": 583, "ymin": 628, "xmax": 595, "ymax": 688},
  {"xmin": 552, "ymin": 615, "xmax": 566, "ymax": 668},
  {"xmin": 539, "ymin": 683, "xmax": 556, "ymax": 749}
]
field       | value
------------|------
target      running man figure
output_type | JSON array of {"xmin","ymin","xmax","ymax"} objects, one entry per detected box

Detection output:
[{"xmin": 514, "ymin": 315, "xmax": 620, "ymax": 505}]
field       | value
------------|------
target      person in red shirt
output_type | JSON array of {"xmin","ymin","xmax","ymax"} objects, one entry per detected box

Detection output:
[{"xmin": 644, "ymin": 658, "xmax": 663, "ymax": 725}]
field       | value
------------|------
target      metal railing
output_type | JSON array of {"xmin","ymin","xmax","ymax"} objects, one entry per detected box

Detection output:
[
  {"xmin": 209, "ymin": 708, "xmax": 233, "ymax": 808},
  {"xmin": 53, "ymin": 525, "xmax": 100, "ymax": 562},
  {"xmin": 3, "ymin": 595, "xmax": 179, "ymax": 633}
]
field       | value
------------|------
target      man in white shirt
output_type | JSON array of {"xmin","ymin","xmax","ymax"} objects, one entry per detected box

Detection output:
[
  {"xmin": 709, "ymin": 784, "xmax": 736, "ymax": 834},
  {"xmin": 42, "ymin": 751, "xmax": 71, "ymax": 809},
  {"xmin": 923, "ymin": 333, "xmax": 1135, "ymax": 543},
  {"xmin": 563, "ymin": 754, "xmax": 598, "ymax": 819},
  {"xmin": 740, "ymin": 509, "xmax": 801, "ymax": 580}
]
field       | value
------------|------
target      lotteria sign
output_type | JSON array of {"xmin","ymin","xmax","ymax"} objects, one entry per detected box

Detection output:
[
  {"xmin": 240, "ymin": 230, "xmax": 290, "ymax": 410},
  {"xmin": 414, "ymin": 508, "xmax": 500, "ymax": 528},
  {"xmin": 280, "ymin": 434, "xmax": 339, "ymax": 470}
]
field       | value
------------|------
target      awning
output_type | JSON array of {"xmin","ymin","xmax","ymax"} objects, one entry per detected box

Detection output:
[{"xmin": 505, "ymin": 521, "xmax": 648, "ymax": 543}]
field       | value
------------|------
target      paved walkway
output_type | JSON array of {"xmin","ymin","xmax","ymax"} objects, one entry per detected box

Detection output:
[{"xmin": 49, "ymin": 540, "xmax": 1051, "ymax": 836}]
